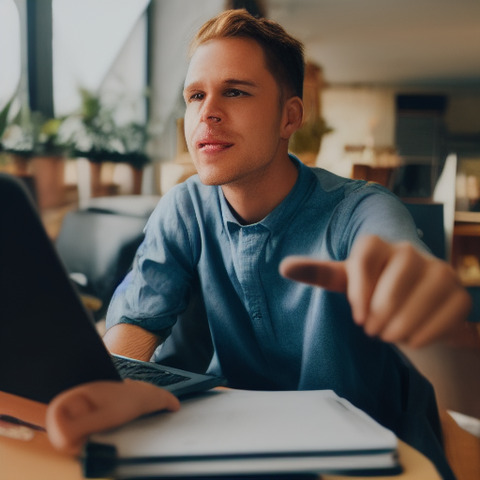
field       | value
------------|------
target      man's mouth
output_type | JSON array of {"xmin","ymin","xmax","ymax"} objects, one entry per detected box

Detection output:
[{"xmin": 197, "ymin": 141, "xmax": 233, "ymax": 152}]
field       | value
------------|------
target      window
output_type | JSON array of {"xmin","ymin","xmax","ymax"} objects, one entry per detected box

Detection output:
[
  {"xmin": 52, "ymin": 0, "xmax": 150, "ymax": 120},
  {"xmin": 0, "ymin": 0, "xmax": 21, "ymax": 110}
]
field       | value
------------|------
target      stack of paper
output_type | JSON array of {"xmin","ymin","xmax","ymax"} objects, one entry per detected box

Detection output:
[{"xmin": 83, "ymin": 389, "xmax": 400, "ymax": 478}]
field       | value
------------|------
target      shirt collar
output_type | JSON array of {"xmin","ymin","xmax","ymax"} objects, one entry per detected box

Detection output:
[{"xmin": 219, "ymin": 154, "xmax": 317, "ymax": 234}]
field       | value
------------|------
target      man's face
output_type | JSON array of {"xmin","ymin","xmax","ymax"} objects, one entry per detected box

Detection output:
[{"xmin": 183, "ymin": 37, "xmax": 288, "ymax": 187}]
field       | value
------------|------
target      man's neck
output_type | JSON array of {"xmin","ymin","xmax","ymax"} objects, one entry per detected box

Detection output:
[{"xmin": 221, "ymin": 155, "xmax": 299, "ymax": 225}]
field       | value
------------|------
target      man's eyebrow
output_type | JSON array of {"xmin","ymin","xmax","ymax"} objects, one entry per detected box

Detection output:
[
  {"xmin": 223, "ymin": 78, "xmax": 258, "ymax": 88},
  {"xmin": 184, "ymin": 78, "xmax": 258, "ymax": 92}
]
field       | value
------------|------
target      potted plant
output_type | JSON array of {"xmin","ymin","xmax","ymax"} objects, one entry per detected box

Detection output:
[
  {"xmin": 60, "ymin": 88, "xmax": 151, "ymax": 196},
  {"xmin": 0, "ymin": 99, "xmax": 69, "ymax": 208},
  {"xmin": 289, "ymin": 115, "xmax": 333, "ymax": 166},
  {"xmin": 0, "ymin": 98, "xmax": 15, "ymax": 172},
  {"xmin": 289, "ymin": 62, "xmax": 333, "ymax": 167}
]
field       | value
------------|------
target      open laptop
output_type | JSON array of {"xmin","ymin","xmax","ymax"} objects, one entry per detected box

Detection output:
[{"xmin": 0, "ymin": 173, "xmax": 225, "ymax": 404}]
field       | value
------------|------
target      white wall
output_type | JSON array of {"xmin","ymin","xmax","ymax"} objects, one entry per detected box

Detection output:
[
  {"xmin": 317, "ymin": 86, "xmax": 480, "ymax": 178},
  {"xmin": 317, "ymin": 86, "xmax": 396, "ymax": 177}
]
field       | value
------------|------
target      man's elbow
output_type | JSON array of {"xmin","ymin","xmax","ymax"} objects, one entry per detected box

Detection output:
[{"xmin": 103, "ymin": 323, "xmax": 163, "ymax": 362}]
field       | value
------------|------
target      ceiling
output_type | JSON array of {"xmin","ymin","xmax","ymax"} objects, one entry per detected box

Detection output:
[{"xmin": 266, "ymin": 0, "xmax": 480, "ymax": 90}]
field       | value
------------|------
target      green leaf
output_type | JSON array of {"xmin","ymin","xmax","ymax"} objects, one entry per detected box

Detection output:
[{"xmin": 0, "ymin": 98, "xmax": 14, "ymax": 140}]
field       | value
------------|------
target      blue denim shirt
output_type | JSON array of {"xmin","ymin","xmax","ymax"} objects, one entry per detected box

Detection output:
[{"xmin": 107, "ymin": 156, "xmax": 453, "ymax": 478}]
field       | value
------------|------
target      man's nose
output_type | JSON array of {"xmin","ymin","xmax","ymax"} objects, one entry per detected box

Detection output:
[{"xmin": 201, "ymin": 97, "xmax": 223, "ymax": 124}]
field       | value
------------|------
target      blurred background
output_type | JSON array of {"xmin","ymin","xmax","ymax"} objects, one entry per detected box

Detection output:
[{"xmin": 1, "ymin": 0, "xmax": 479, "ymax": 199}]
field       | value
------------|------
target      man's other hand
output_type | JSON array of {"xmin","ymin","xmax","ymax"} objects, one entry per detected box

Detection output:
[
  {"xmin": 46, "ymin": 379, "xmax": 180, "ymax": 455},
  {"xmin": 280, "ymin": 235, "xmax": 472, "ymax": 348}
]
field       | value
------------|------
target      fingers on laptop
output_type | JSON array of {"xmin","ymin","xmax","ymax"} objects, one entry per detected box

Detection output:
[{"xmin": 46, "ymin": 379, "xmax": 180, "ymax": 455}]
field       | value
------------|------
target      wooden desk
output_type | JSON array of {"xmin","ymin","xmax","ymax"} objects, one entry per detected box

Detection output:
[
  {"xmin": 0, "ymin": 391, "xmax": 441, "ymax": 480},
  {"xmin": 0, "ymin": 433, "xmax": 441, "ymax": 480}
]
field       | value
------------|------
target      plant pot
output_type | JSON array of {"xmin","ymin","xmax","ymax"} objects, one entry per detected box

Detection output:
[
  {"xmin": 130, "ymin": 164, "xmax": 143, "ymax": 194},
  {"xmin": 31, "ymin": 155, "xmax": 66, "ymax": 209},
  {"xmin": 7, "ymin": 153, "xmax": 31, "ymax": 176}
]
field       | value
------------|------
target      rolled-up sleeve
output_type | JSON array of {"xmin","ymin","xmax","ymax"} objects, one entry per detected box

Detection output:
[{"xmin": 106, "ymin": 185, "xmax": 198, "ymax": 337}]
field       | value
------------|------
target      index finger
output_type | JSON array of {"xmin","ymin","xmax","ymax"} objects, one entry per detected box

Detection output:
[{"xmin": 279, "ymin": 256, "xmax": 347, "ymax": 293}]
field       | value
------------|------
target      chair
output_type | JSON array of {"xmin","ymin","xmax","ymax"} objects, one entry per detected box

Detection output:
[
  {"xmin": 401, "ymin": 153, "xmax": 458, "ymax": 261},
  {"xmin": 55, "ymin": 195, "xmax": 161, "ymax": 319},
  {"xmin": 55, "ymin": 209, "xmax": 150, "ymax": 320},
  {"xmin": 403, "ymin": 201, "xmax": 446, "ymax": 260}
]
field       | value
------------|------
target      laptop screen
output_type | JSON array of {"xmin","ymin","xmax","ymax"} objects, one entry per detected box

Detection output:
[{"xmin": 0, "ymin": 174, "xmax": 120, "ymax": 404}]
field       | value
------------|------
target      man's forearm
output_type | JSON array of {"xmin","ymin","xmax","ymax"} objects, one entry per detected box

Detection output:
[{"xmin": 103, "ymin": 323, "xmax": 163, "ymax": 362}]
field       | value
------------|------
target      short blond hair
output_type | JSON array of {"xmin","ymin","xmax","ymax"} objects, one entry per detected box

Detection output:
[{"xmin": 190, "ymin": 9, "xmax": 305, "ymax": 99}]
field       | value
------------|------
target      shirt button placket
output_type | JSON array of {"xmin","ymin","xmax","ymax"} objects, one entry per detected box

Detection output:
[{"xmin": 239, "ymin": 226, "xmax": 269, "ymax": 337}]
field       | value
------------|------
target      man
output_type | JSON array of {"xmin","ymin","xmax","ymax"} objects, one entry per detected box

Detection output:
[{"xmin": 102, "ymin": 9, "xmax": 469, "ymax": 478}]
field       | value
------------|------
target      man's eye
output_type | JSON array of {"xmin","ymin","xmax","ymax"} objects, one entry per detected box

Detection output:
[
  {"xmin": 224, "ymin": 89, "xmax": 248, "ymax": 97},
  {"xmin": 189, "ymin": 92, "xmax": 204, "ymax": 102}
]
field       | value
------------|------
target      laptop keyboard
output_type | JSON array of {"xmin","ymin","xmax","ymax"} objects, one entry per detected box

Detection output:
[{"xmin": 111, "ymin": 355, "xmax": 189, "ymax": 388}]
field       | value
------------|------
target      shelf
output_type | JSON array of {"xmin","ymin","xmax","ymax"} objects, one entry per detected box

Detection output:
[
  {"xmin": 455, "ymin": 222, "xmax": 480, "ymax": 237},
  {"xmin": 455, "ymin": 211, "xmax": 480, "ymax": 223}
]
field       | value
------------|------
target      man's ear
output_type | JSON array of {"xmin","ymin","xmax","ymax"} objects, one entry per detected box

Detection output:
[{"xmin": 280, "ymin": 96, "xmax": 304, "ymax": 140}]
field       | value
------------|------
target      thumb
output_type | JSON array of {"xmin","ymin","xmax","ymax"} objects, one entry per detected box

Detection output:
[
  {"xmin": 46, "ymin": 380, "xmax": 180, "ymax": 455},
  {"xmin": 279, "ymin": 256, "xmax": 347, "ymax": 293}
]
